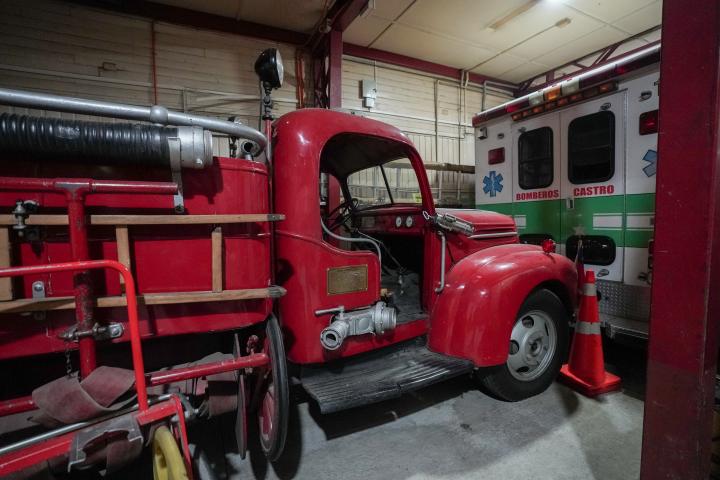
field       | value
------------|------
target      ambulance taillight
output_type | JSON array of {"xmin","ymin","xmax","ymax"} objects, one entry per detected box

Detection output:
[
  {"xmin": 648, "ymin": 239, "xmax": 654, "ymax": 271},
  {"xmin": 639, "ymin": 110, "xmax": 659, "ymax": 135},
  {"xmin": 488, "ymin": 147, "xmax": 505, "ymax": 165}
]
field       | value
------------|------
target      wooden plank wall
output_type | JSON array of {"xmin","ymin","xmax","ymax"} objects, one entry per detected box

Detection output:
[
  {"xmin": 342, "ymin": 59, "xmax": 511, "ymax": 206},
  {"xmin": 0, "ymin": 0, "xmax": 303, "ymax": 157},
  {"xmin": 0, "ymin": 0, "xmax": 512, "ymax": 205}
]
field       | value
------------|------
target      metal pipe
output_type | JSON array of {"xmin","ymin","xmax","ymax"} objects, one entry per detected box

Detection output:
[
  {"xmin": 0, "ymin": 396, "xmax": 35, "ymax": 417},
  {"xmin": 435, "ymin": 232, "xmax": 446, "ymax": 293},
  {"xmin": 66, "ymin": 194, "xmax": 95, "ymax": 377},
  {"xmin": 0, "ymin": 260, "xmax": 148, "ymax": 411},
  {"xmin": 148, "ymin": 353, "xmax": 269, "ymax": 386},
  {"xmin": 0, "ymin": 394, "xmax": 173, "ymax": 457},
  {"xmin": 320, "ymin": 220, "xmax": 382, "ymax": 264},
  {"xmin": 0, "ymin": 177, "xmax": 178, "ymax": 195},
  {"xmin": 0, "ymin": 87, "xmax": 267, "ymax": 151},
  {"xmin": 469, "ymin": 231, "xmax": 518, "ymax": 239}
]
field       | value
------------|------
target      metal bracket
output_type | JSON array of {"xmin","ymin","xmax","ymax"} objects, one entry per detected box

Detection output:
[
  {"xmin": 167, "ymin": 137, "xmax": 185, "ymax": 213},
  {"xmin": 68, "ymin": 414, "xmax": 143, "ymax": 473},
  {"xmin": 31, "ymin": 281, "xmax": 46, "ymax": 321},
  {"xmin": 60, "ymin": 322, "xmax": 124, "ymax": 342},
  {"xmin": 31, "ymin": 281, "xmax": 46, "ymax": 299},
  {"xmin": 11, "ymin": 199, "xmax": 39, "ymax": 239}
]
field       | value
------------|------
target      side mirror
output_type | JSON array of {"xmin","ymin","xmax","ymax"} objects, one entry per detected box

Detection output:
[{"xmin": 254, "ymin": 48, "xmax": 284, "ymax": 90}]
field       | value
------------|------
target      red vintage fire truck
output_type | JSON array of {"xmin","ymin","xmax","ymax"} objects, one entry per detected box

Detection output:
[{"xmin": 0, "ymin": 50, "xmax": 577, "ymax": 477}]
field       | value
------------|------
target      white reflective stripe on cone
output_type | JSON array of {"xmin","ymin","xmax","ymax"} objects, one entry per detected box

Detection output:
[
  {"xmin": 575, "ymin": 321, "xmax": 602, "ymax": 335},
  {"xmin": 583, "ymin": 283, "xmax": 597, "ymax": 296}
]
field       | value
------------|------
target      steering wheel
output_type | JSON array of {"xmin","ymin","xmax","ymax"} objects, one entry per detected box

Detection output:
[{"xmin": 327, "ymin": 198, "xmax": 359, "ymax": 231}]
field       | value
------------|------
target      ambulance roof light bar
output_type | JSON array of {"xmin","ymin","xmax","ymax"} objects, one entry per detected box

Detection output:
[{"xmin": 472, "ymin": 42, "xmax": 661, "ymax": 126}]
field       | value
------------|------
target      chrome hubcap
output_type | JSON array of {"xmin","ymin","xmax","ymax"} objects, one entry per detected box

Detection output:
[{"xmin": 507, "ymin": 310, "xmax": 557, "ymax": 382}]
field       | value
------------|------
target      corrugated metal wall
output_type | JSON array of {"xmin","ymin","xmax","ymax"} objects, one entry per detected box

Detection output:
[{"xmin": 0, "ymin": 0, "xmax": 512, "ymax": 205}]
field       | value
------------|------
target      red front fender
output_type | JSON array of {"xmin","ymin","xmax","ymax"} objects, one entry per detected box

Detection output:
[{"xmin": 427, "ymin": 243, "xmax": 577, "ymax": 367}]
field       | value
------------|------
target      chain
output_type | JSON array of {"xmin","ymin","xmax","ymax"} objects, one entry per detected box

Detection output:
[{"xmin": 64, "ymin": 339, "xmax": 73, "ymax": 378}]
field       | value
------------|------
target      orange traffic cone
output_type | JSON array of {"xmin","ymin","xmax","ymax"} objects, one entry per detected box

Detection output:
[{"xmin": 558, "ymin": 270, "xmax": 621, "ymax": 397}]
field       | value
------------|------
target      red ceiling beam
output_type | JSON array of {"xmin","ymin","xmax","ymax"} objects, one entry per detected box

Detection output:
[
  {"xmin": 307, "ymin": 0, "xmax": 368, "ymax": 51},
  {"xmin": 516, "ymin": 25, "xmax": 661, "ymax": 95},
  {"xmin": 67, "ymin": 0, "xmax": 310, "ymax": 45},
  {"xmin": 343, "ymin": 43, "xmax": 516, "ymax": 91},
  {"xmin": 517, "ymin": 40, "xmax": 661, "ymax": 96},
  {"xmin": 640, "ymin": 0, "xmax": 720, "ymax": 478},
  {"xmin": 332, "ymin": 0, "xmax": 370, "ymax": 32}
]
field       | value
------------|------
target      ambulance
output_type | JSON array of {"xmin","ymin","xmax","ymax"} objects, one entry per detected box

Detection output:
[{"xmin": 473, "ymin": 43, "xmax": 660, "ymax": 339}]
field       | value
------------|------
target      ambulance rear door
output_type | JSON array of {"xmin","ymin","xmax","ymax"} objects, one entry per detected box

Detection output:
[
  {"xmin": 559, "ymin": 91, "xmax": 626, "ymax": 282},
  {"xmin": 475, "ymin": 119, "xmax": 513, "ymax": 215},
  {"xmin": 510, "ymin": 114, "xmax": 562, "ymax": 246}
]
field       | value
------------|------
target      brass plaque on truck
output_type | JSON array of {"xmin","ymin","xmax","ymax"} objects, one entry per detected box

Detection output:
[{"xmin": 327, "ymin": 265, "xmax": 368, "ymax": 295}]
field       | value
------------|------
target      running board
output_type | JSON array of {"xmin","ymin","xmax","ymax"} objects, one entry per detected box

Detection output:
[
  {"xmin": 300, "ymin": 340, "xmax": 473, "ymax": 414},
  {"xmin": 601, "ymin": 314, "xmax": 649, "ymax": 340}
]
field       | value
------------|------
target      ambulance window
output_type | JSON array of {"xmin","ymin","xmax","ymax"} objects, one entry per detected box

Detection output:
[
  {"xmin": 518, "ymin": 127, "xmax": 553, "ymax": 190},
  {"xmin": 566, "ymin": 235, "xmax": 616, "ymax": 266},
  {"xmin": 568, "ymin": 111, "xmax": 615, "ymax": 184}
]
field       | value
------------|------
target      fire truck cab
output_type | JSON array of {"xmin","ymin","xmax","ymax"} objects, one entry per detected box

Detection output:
[{"xmin": 271, "ymin": 106, "xmax": 578, "ymax": 417}]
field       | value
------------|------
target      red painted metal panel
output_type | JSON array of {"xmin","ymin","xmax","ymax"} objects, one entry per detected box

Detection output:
[
  {"xmin": 428, "ymin": 244, "xmax": 576, "ymax": 366},
  {"xmin": 640, "ymin": 1, "xmax": 720, "ymax": 478},
  {"xmin": 0, "ymin": 158, "xmax": 273, "ymax": 360},
  {"xmin": 272, "ymin": 109, "xmax": 436, "ymax": 363}
]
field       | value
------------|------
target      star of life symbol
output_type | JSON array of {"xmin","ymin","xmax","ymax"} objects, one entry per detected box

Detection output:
[
  {"xmin": 642, "ymin": 149, "xmax": 657, "ymax": 177},
  {"xmin": 483, "ymin": 170, "xmax": 503, "ymax": 197}
]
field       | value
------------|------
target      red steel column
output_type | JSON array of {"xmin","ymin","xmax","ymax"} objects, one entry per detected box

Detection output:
[
  {"xmin": 640, "ymin": 1, "xmax": 720, "ymax": 478},
  {"xmin": 66, "ymin": 192, "xmax": 96, "ymax": 378},
  {"xmin": 326, "ymin": 28, "xmax": 343, "ymax": 211},
  {"xmin": 327, "ymin": 28, "xmax": 342, "ymax": 109}
]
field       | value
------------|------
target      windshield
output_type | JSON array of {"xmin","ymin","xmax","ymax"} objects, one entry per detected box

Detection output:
[{"xmin": 346, "ymin": 158, "xmax": 422, "ymax": 208}]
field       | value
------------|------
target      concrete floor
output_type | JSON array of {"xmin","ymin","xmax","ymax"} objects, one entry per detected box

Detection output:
[{"xmin": 191, "ymin": 342, "xmax": 646, "ymax": 480}]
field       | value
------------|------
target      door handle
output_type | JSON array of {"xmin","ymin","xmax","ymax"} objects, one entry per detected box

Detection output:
[
  {"xmin": 435, "ymin": 232, "xmax": 446, "ymax": 293},
  {"xmin": 565, "ymin": 197, "xmax": 574, "ymax": 210}
]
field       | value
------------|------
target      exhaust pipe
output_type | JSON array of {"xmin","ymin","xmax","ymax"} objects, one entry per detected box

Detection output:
[{"xmin": 317, "ymin": 302, "xmax": 397, "ymax": 351}]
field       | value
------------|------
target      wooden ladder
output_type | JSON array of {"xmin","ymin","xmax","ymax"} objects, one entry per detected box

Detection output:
[{"xmin": 0, "ymin": 213, "xmax": 286, "ymax": 313}]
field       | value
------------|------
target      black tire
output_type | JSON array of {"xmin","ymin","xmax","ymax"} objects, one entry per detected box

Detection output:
[
  {"xmin": 479, "ymin": 289, "xmax": 569, "ymax": 402},
  {"xmin": 256, "ymin": 314, "xmax": 289, "ymax": 461}
]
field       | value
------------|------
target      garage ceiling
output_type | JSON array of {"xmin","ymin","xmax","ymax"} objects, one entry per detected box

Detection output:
[{"xmin": 150, "ymin": 0, "xmax": 662, "ymax": 84}]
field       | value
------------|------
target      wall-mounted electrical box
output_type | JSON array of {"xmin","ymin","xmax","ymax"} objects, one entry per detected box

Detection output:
[{"xmin": 361, "ymin": 79, "xmax": 377, "ymax": 108}]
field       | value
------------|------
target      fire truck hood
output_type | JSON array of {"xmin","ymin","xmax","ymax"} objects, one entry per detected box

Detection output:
[{"xmin": 436, "ymin": 208, "xmax": 517, "ymax": 233}]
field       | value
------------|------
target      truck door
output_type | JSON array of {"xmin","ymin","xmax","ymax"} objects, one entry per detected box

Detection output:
[
  {"xmin": 510, "ymin": 115, "xmax": 561, "ymax": 246},
  {"xmin": 559, "ymin": 91, "xmax": 626, "ymax": 282}
]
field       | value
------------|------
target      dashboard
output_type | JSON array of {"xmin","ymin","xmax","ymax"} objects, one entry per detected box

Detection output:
[{"xmin": 352, "ymin": 205, "xmax": 426, "ymax": 236}]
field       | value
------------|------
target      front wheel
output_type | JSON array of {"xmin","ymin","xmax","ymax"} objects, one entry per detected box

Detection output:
[
  {"xmin": 479, "ymin": 289, "xmax": 569, "ymax": 402},
  {"xmin": 253, "ymin": 314, "xmax": 289, "ymax": 461}
]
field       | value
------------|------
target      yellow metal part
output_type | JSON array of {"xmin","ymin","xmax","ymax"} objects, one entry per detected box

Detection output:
[{"xmin": 152, "ymin": 425, "xmax": 189, "ymax": 480}]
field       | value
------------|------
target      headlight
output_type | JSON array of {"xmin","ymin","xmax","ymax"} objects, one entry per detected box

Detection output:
[{"xmin": 254, "ymin": 48, "xmax": 284, "ymax": 90}]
